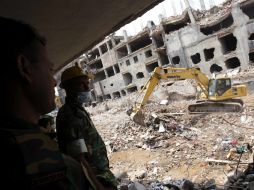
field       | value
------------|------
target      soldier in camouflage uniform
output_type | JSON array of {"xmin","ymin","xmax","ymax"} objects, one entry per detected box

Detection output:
[
  {"xmin": 0, "ymin": 17, "xmax": 88, "ymax": 189},
  {"xmin": 56, "ymin": 66, "xmax": 118, "ymax": 190}
]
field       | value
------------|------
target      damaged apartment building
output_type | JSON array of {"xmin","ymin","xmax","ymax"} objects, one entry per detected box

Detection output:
[{"xmin": 57, "ymin": 0, "xmax": 254, "ymax": 102}]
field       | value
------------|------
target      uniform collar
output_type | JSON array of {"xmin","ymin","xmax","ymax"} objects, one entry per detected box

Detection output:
[
  {"xmin": 65, "ymin": 95, "xmax": 84, "ymax": 108},
  {"xmin": 0, "ymin": 114, "xmax": 40, "ymax": 131}
]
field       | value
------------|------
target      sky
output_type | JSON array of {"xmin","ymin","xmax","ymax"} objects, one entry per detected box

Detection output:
[{"xmin": 115, "ymin": 0, "xmax": 226, "ymax": 36}]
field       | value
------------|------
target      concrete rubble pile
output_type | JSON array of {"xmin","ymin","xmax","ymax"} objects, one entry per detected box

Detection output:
[
  {"xmin": 111, "ymin": 109, "xmax": 254, "ymax": 189},
  {"xmin": 86, "ymin": 67, "xmax": 254, "ymax": 189},
  {"xmin": 51, "ymin": 85, "xmax": 254, "ymax": 187},
  {"xmin": 193, "ymin": 0, "xmax": 234, "ymax": 24}
]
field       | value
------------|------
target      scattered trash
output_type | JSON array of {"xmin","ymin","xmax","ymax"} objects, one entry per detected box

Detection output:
[
  {"xmin": 158, "ymin": 121, "xmax": 166, "ymax": 133},
  {"xmin": 160, "ymin": 100, "xmax": 169, "ymax": 105}
]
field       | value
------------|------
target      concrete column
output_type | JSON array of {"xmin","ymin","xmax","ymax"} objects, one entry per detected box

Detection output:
[
  {"xmin": 112, "ymin": 66, "xmax": 117, "ymax": 74},
  {"xmin": 180, "ymin": 0, "xmax": 184, "ymax": 12},
  {"xmin": 157, "ymin": 57, "xmax": 163, "ymax": 67},
  {"xmin": 199, "ymin": 0, "xmax": 206, "ymax": 10},
  {"xmin": 177, "ymin": 31, "xmax": 189, "ymax": 67},
  {"xmin": 104, "ymin": 69, "xmax": 108, "ymax": 78},
  {"xmin": 126, "ymin": 45, "xmax": 132, "ymax": 54},
  {"xmin": 109, "ymin": 35, "xmax": 116, "ymax": 46},
  {"xmin": 170, "ymin": 0, "xmax": 177, "ymax": 15},
  {"xmin": 123, "ymin": 30, "xmax": 128, "ymax": 41},
  {"xmin": 158, "ymin": 14, "xmax": 164, "ymax": 22},
  {"xmin": 147, "ymin": 21, "xmax": 155, "ymax": 31},
  {"xmin": 183, "ymin": 0, "xmax": 196, "ymax": 24},
  {"xmin": 106, "ymin": 41, "xmax": 111, "ymax": 51},
  {"xmin": 98, "ymin": 47, "xmax": 102, "ymax": 56},
  {"xmin": 123, "ymin": 30, "xmax": 132, "ymax": 54},
  {"xmin": 187, "ymin": 9, "xmax": 196, "ymax": 24},
  {"xmin": 209, "ymin": 0, "xmax": 215, "ymax": 8},
  {"xmin": 147, "ymin": 20, "xmax": 157, "ymax": 48}
]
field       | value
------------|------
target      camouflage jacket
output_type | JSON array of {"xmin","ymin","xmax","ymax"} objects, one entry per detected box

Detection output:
[
  {"xmin": 0, "ymin": 115, "xmax": 87, "ymax": 190},
  {"xmin": 56, "ymin": 97, "xmax": 118, "ymax": 188}
]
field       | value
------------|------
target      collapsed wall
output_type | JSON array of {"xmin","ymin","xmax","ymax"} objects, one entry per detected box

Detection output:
[{"xmin": 80, "ymin": 0, "xmax": 254, "ymax": 102}]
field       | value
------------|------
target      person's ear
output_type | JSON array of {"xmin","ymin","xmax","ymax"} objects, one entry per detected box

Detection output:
[{"xmin": 16, "ymin": 54, "xmax": 33, "ymax": 83}]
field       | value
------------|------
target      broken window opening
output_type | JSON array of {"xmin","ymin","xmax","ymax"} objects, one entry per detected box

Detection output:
[
  {"xmin": 164, "ymin": 22, "xmax": 187, "ymax": 34},
  {"xmin": 241, "ymin": 1, "xmax": 254, "ymax": 19},
  {"xmin": 163, "ymin": 15, "xmax": 190, "ymax": 34},
  {"xmin": 158, "ymin": 51, "xmax": 169, "ymax": 66},
  {"xmin": 249, "ymin": 33, "xmax": 254, "ymax": 40},
  {"xmin": 100, "ymin": 43, "xmax": 108, "ymax": 54},
  {"xmin": 129, "ymin": 33, "xmax": 152, "ymax": 52},
  {"xmin": 210, "ymin": 64, "xmax": 223, "ymax": 73},
  {"xmin": 172, "ymin": 56, "xmax": 180, "ymax": 65},
  {"xmin": 133, "ymin": 56, "xmax": 138, "ymax": 63},
  {"xmin": 108, "ymin": 40, "xmax": 113, "ymax": 49},
  {"xmin": 94, "ymin": 70, "xmax": 106, "ymax": 83},
  {"xmin": 146, "ymin": 62, "xmax": 159, "ymax": 73},
  {"xmin": 106, "ymin": 67, "xmax": 115, "ymax": 77},
  {"xmin": 88, "ymin": 48, "xmax": 100, "ymax": 61},
  {"xmin": 126, "ymin": 60, "xmax": 130, "ymax": 66},
  {"xmin": 123, "ymin": 73, "xmax": 133, "ymax": 86},
  {"xmin": 153, "ymin": 33, "xmax": 164, "ymax": 48},
  {"xmin": 249, "ymin": 52, "xmax": 254, "ymax": 65},
  {"xmin": 191, "ymin": 53, "xmax": 201, "ymax": 64},
  {"xmin": 136, "ymin": 72, "xmax": 144, "ymax": 79},
  {"xmin": 115, "ymin": 38, "xmax": 121, "ymax": 45},
  {"xmin": 200, "ymin": 14, "xmax": 234, "ymax": 35},
  {"xmin": 104, "ymin": 94, "xmax": 111, "ymax": 100},
  {"xmin": 121, "ymin": 90, "xmax": 127, "ymax": 96},
  {"xmin": 116, "ymin": 46, "xmax": 128, "ymax": 59},
  {"xmin": 204, "ymin": 48, "xmax": 215, "ymax": 61},
  {"xmin": 114, "ymin": 64, "xmax": 120, "ymax": 73},
  {"xmin": 112, "ymin": 91, "xmax": 121, "ymax": 99},
  {"xmin": 145, "ymin": 50, "xmax": 153, "ymax": 58},
  {"xmin": 127, "ymin": 86, "xmax": 138, "ymax": 93},
  {"xmin": 89, "ymin": 59, "xmax": 103, "ymax": 70},
  {"xmin": 219, "ymin": 33, "xmax": 237, "ymax": 54},
  {"xmin": 225, "ymin": 57, "xmax": 241, "ymax": 69}
]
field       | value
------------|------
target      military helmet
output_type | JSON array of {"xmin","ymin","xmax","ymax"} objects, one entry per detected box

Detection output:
[{"xmin": 60, "ymin": 65, "xmax": 93, "ymax": 88}]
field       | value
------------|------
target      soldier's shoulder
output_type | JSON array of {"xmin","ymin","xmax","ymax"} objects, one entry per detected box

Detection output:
[{"xmin": 57, "ymin": 104, "xmax": 74, "ymax": 116}]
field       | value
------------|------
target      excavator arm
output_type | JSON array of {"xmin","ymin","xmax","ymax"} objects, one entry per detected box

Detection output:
[
  {"xmin": 128, "ymin": 66, "xmax": 209, "ymax": 117},
  {"xmin": 127, "ymin": 66, "xmax": 246, "ymax": 125},
  {"xmin": 160, "ymin": 67, "xmax": 209, "ymax": 97}
]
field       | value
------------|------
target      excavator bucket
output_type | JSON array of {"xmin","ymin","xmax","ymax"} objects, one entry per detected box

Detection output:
[
  {"xmin": 126, "ymin": 106, "xmax": 146, "ymax": 126},
  {"xmin": 130, "ymin": 111, "xmax": 146, "ymax": 126}
]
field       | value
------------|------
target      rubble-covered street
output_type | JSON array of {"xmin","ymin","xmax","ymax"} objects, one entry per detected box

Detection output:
[{"xmin": 87, "ymin": 67, "xmax": 254, "ymax": 189}]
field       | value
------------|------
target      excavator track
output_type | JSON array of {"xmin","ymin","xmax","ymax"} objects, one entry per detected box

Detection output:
[{"xmin": 188, "ymin": 99, "xmax": 244, "ymax": 114}]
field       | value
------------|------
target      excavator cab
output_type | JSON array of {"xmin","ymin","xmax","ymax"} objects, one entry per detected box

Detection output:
[
  {"xmin": 188, "ymin": 78, "xmax": 245, "ymax": 113},
  {"xmin": 208, "ymin": 78, "xmax": 232, "ymax": 97}
]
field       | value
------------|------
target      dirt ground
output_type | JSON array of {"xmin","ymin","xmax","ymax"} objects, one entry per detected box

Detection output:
[{"xmin": 86, "ymin": 68, "xmax": 254, "ymax": 189}]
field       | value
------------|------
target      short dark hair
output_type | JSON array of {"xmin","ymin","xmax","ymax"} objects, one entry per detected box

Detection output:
[{"xmin": 0, "ymin": 17, "xmax": 46, "ymax": 75}]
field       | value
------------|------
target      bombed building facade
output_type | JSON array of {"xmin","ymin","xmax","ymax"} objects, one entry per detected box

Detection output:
[{"xmin": 57, "ymin": 0, "xmax": 254, "ymax": 102}]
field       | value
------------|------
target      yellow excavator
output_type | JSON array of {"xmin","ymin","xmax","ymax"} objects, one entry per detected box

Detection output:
[{"xmin": 127, "ymin": 67, "xmax": 247, "ymax": 125}]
